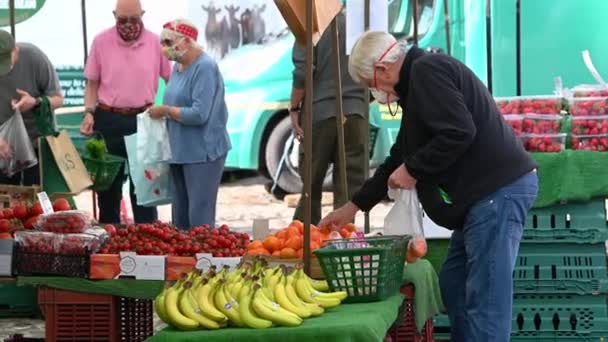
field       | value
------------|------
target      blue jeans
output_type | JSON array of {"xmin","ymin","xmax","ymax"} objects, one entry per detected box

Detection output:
[
  {"xmin": 439, "ymin": 171, "xmax": 538, "ymax": 342},
  {"xmin": 170, "ymin": 155, "xmax": 226, "ymax": 230}
]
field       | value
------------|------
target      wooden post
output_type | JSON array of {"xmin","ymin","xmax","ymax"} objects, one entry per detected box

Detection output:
[
  {"xmin": 363, "ymin": 0, "xmax": 371, "ymax": 233},
  {"xmin": 9, "ymin": 0, "xmax": 15, "ymax": 38},
  {"xmin": 81, "ymin": 0, "xmax": 89, "ymax": 64},
  {"xmin": 302, "ymin": 0, "xmax": 314, "ymax": 276},
  {"xmin": 444, "ymin": 0, "xmax": 452, "ymax": 55},
  {"xmin": 331, "ymin": 19, "xmax": 348, "ymax": 214},
  {"xmin": 515, "ymin": 0, "xmax": 521, "ymax": 95},
  {"xmin": 485, "ymin": 0, "xmax": 493, "ymax": 93}
]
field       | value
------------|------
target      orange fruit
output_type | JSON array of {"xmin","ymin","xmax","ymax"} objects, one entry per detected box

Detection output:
[
  {"xmin": 344, "ymin": 223, "xmax": 357, "ymax": 232},
  {"xmin": 272, "ymin": 250, "xmax": 281, "ymax": 257},
  {"xmin": 309, "ymin": 241, "xmax": 321, "ymax": 252},
  {"xmin": 339, "ymin": 228, "xmax": 351, "ymax": 238},
  {"xmin": 285, "ymin": 235, "xmax": 303, "ymax": 250},
  {"xmin": 290, "ymin": 220, "xmax": 304, "ymax": 234},
  {"xmin": 280, "ymin": 247, "xmax": 298, "ymax": 259},
  {"xmin": 263, "ymin": 236, "xmax": 282, "ymax": 253},
  {"xmin": 247, "ymin": 248, "xmax": 270, "ymax": 256},
  {"xmin": 405, "ymin": 248, "xmax": 419, "ymax": 264},
  {"xmin": 248, "ymin": 240, "xmax": 263, "ymax": 250},
  {"xmin": 276, "ymin": 230, "xmax": 289, "ymax": 240},
  {"xmin": 285, "ymin": 226, "xmax": 300, "ymax": 238},
  {"xmin": 310, "ymin": 228, "xmax": 321, "ymax": 242},
  {"xmin": 409, "ymin": 238, "xmax": 428, "ymax": 257},
  {"xmin": 296, "ymin": 248, "xmax": 304, "ymax": 259}
]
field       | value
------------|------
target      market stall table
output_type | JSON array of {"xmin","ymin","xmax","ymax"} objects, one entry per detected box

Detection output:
[
  {"xmin": 17, "ymin": 276, "xmax": 164, "ymax": 299},
  {"xmin": 147, "ymin": 293, "xmax": 405, "ymax": 342}
]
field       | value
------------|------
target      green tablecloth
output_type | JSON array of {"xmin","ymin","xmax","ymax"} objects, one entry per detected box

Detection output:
[
  {"xmin": 17, "ymin": 276, "xmax": 164, "ymax": 300},
  {"xmin": 147, "ymin": 294, "xmax": 405, "ymax": 342},
  {"xmin": 532, "ymin": 150, "xmax": 608, "ymax": 208}
]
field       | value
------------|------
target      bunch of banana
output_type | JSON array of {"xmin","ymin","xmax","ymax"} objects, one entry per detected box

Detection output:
[{"xmin": 154, "ymin": 258, "xmax": 348, "ymax": 330}]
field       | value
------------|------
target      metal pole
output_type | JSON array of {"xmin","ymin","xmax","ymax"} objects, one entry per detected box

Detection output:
[
  {"xmin": 413, "ymin": 0, "xmax": 419, "ymax": 45},
  {"xmin": 303, "ymin": 0, "xmax": 314, "ymax": 276},
  {"xmin": 81, "ymin": 0, "xmax": 89, "ymax": 64},
  {"xmin": 363, "ymin": 0, "xmax": 371, "ymax": 233},
  {"xmin": 515, "ymin": 0, "xmax": 521, "ymax": 95},
  {"xmin": 443, "ymin": 0, "xmax": 451, "ymax": 55},
  {"xmin": 331, "ymin": 19, "xmax": 348, "ymax": 222},
  {"xmin": 9, "ymin": 0, "xmax": 15, "ymax": 38},
  {"xmin": 485, "ymin": 0, "xmax": 493, "ymax": 93}
]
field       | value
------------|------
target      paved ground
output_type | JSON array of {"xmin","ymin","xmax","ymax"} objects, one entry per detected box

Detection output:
[{"xmin": 0, "ymin": 174, "xmax": 451, "ymax": 339}]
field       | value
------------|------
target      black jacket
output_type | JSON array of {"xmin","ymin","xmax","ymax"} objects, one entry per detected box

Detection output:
[{"xmin": 351, "ymin": 47, "xmax": 538, "ymax": 230}]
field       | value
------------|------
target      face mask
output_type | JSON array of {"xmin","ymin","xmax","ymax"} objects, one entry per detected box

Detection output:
[
  {"xmin": 116, "ymin": 19, "xmax": 143, "ymax": 42},
  {"xmin": 162, "ymin": 38, "xmax": 186, "ymax": 61}
]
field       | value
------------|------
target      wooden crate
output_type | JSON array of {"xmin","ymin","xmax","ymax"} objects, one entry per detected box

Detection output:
[{"xmin": 0, "ymin": 185, "xmax": 40, "ymax": 208}]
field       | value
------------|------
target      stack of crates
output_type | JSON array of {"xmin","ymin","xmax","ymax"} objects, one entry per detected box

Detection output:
[{"xmin": 433, "ymin": 199, "xmax": 608, "ymax": 341}]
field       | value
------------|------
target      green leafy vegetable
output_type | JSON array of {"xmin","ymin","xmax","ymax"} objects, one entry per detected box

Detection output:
[{"xmin": 85, "ymin": 138, "xmax": 108, "ymax": 160}]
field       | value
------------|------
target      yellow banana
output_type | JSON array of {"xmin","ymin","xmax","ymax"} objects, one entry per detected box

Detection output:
[
  {"xmin": 214, "ymin": 283, "xmax": 244, "ymax": 327},
  {"xmin": 252, "ymin": 287, "xmax": 303, "ymax": 327},
  {"xmin": 274, "ymin": 278, "xmax": 312, "ymax": 318},
  {"xmin": 238, "ymin": 291, "xmax": 273, "ymax": 329},
  {"xmin": 195, "ymin": 279, "xmax": 227, "ymax": 323},
  {"xmin": 295, "ymin": 276, "xmax": 341, "ymax": 308},
  {"xmin": 284, "ymin": 276, "xmax": 324, "ymax": 316},
  {"xmin": 164, "ymin": 287, "xmax": 199, "ymax": 330},
  {"xmin": 178, "ymin": 284, "xmax": 222, "ymax": 329},
  {"xmin": 297, "ymin": 270, "xmax": 348, "ymax": 301},
  {"xmin": 309, "ymin": 279, "xmax": 330, "ymax": 292},
  {"xmin": 154, "ymin": 285, "xmax": 171, "ymax": 324}
]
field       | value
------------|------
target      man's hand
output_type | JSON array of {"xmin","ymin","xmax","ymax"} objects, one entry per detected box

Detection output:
[
  {"xmin": 148, "ymin": 105, "xmax": 169, "ymax": 119},
  {"xmin": 80, "ymin": 113, "xmax": 95, "ymax": 136},
  {"xmin": 290, "ymin": 110, "xmax": 303, "ymax": 141},
  {"xmin": 11, "ymin": 89, "xmax": 37, "ymax": 112},
  {"xmin": 0, "ymin": 138, "xmax": 13, "ymax": 160},
  {"xmin": 319, "ymin": 201, "xmax": 359, "ymax": 229},
  {"xmin": 388, "ymin": 163, "xmax": 417, "ymax": 189}
]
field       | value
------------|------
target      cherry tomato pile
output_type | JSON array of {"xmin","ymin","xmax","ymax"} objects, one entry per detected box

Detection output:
[
  {"xmin": 100, "ymin": 222, "xmax": 250, "ymax": 257},
  {"xmin": 0, "ymin": 198, "xmax": 72, "ymax": 237}
]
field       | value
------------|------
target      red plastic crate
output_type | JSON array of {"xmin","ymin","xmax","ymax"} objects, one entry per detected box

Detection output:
[
  {"xmin": 38, "ymin": 287, "xmax": 153, "ymax": 342},
  {"xmin": 388, "ymin": 284, "xmax": 434, "ymax": 342}
]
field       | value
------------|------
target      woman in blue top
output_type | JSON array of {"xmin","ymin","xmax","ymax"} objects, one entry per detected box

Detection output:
[{"xmin": 148, "ymin": 18, "xmax": 231, "ymax": 229}]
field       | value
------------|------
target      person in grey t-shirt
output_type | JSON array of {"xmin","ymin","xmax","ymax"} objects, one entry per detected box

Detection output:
[
  {"xmin": 0, "ymin": 29, "xmax": 64, "ymax": 185},
  {"xmin": 289, "ymin": 12, "xmax": 368, "ymax": 225}
]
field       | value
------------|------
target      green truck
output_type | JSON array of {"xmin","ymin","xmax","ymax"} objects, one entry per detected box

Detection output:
[{"xmin": 4, "ymin": 0, "xmax": 606, "ymax": 194}]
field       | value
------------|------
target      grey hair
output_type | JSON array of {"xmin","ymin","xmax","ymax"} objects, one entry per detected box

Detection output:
[
  {"xmin": 160, "ymin": 18, "xmax": 203, "ymax": 50},
  {"xmin": 348, "ymin": 31, "xmax": 409, "ymax": 83}
]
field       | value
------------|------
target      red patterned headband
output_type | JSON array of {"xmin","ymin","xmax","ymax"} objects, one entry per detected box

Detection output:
[{"xmin": 163, "ymin": 22, "xmax": 198, "ymax": 40}]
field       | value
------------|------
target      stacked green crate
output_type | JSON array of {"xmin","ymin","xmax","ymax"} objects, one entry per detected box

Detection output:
[
  {"xmin": 511, "ymin": 199, "xmax": 608, "ymax": 341},
  {"xmin": 433, "ymin": 199, "xmax": 608, "ymax": 341},
  {"xmin": 0, "ymin": 279, "xmax": 39, "ymax": 318}
]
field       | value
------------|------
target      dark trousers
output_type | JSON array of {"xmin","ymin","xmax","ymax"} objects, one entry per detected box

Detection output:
[
  {"xmin": 294, "ymin": 115, "xmax": 367, "ymax": 225},
  {"xmin": 0, "ymin": 163, "xmax": 40, "ymax": 186},
  {"xmin": 93, "ymin": 109, "xmax": 157, "ymax": 224}
]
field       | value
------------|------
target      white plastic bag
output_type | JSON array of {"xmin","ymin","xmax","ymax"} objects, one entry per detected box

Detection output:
[
  {"xmin": 136, "ymin": 111, "xmax": 172, "ymax": 164},
  {"xmin": 125, "ymin": 133, "xmax": 172, "ymax": 207},
  {"xmin": 384, "ymin": 188, "xmax": 427, "ymax": 264},
  {"xmin": 0, "ymin": 110, "xmax": 37, "ymax": 177}
]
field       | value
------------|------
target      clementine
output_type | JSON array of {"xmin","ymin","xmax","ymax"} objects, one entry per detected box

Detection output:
[
  {"xmin": 285, "ymin": 235, "xmax": 303, "ymax": 250},
  {"xmin": 263, "ymin": 236, "xmax": 282, "ymax": 253},
  {"xmin": 280, "ymin": 247, "xmax": 298, "ymax": 259}
]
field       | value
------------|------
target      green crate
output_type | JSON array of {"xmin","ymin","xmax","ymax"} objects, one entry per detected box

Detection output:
[
  {"xmin": 511, "ymin": 331, "xmax": 608, "ymax": 342},
  {"xmin": 514, "ymin": 243, "xmax": 608, "ymax": 295},
  {"xmin": 512, "ymin": 294, "xmax": 608, "ymax": 336},
  {"xmin": 314, "ymin": 235, "xmax": 409, "ymax": 303},
  {"xmin": 433, "ymin": 313, "xmax": 451, "ymax": 340},
  {"xmin": 0, "ymin": 280, "xmax": 39, "ymax": 318},
  {"xmin": 524, "ymin": 199, "xmax": 608, "ymax": 243}
]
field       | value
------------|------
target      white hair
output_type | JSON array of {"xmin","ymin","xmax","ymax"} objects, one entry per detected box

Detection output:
[
  {"xmin": 348, "ymin": 31, "xmax": 409, "ymax": 83},
  {"xmin": 160, "ymin": 18, "xmax": 203, "ymax": 49}
]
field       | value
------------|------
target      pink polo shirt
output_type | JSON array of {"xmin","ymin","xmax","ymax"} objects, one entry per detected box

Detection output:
[{"xmin": 84, "ymin": 27, "xmax": 172, "ymax": 108}]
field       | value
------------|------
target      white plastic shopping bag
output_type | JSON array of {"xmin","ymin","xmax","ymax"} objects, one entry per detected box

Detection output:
[
  {"xmin": 384, "ymin": 188, "xmax": 428, "ymax": 264},
  {"xmin": 136, "ymin": 111, "xmax": 172, "ymax": 164},
  {"xmin": 0, "ymin": 110, "xmax": 38, "ymax": 177},
  {"xmin": 125, "ymin": 133, "xmax": 172, "ymax": 207}
]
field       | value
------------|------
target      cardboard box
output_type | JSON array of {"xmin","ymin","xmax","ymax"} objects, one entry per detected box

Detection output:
[
  {"xmin": 166, "ymin": 256, "xmax": 197, "ymax": 281},
  {"xmin": 0, "ymin": 239, "xmax": 13, "ymax": 276},
  {"xmin": 274, "ymin": 0, "xmax": 342, "ymax": 46},
  {"xmin": 90, "ymin": 253, "xmax": 165, "ymax": 280},
  {"xmin": 195, "ymin": 253, "xmax": 242, "ymax": 273}
]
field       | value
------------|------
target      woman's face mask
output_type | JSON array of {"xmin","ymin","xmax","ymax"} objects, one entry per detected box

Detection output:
[{"xmin": 162, "ymin": 38, "xmax": 186, "ymax": 61}]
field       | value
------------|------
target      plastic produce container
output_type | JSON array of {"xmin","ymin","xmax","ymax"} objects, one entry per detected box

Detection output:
[
  {"xmin": 571, "ymin": 115, "xmax": 608, "ymax": 135},
  {"xmin": 571, "ymin": 134, "xmax": 608, "ymax": 152},
  {"xmin": 520, "ymin": 133, "xmax": 566, "ymax": 152},
  {"xmin": 569, "ymin": 97, "xmax": 608, "ymax": 116},
  {"xmin": 522, "ymin": 114, "xmax": 562, "ymax": 134}
]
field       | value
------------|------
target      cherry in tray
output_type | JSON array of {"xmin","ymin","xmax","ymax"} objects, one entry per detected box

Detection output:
[{"xmin": 37, "ymin": 210, "xmax": 91, "ymax": 234}]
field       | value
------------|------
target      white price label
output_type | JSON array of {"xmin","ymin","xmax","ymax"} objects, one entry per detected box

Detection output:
[{"xmin": 36, "ymin": 192, "xmax": 54, "ymax": 214}]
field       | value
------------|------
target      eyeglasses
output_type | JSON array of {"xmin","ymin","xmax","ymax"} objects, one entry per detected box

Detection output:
[{"xmin": 113, "ymin": 10, "xmax": 145, "ymax": 24}]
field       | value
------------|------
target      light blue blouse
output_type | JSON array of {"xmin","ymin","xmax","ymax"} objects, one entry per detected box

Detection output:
[{"xmin": 163, "ymin": 53, "xmax": 231, "ymax": 164}]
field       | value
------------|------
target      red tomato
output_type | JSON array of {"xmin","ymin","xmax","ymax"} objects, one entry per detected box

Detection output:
[{"xmin": 52, "ymin": 198, "xmax": 71, "ymax": 212}]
